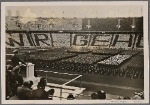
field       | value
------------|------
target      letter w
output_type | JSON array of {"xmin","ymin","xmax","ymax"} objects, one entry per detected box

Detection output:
[{"xmin": 6, "ymin": 33, "xmax": 24, "ymax": 47}]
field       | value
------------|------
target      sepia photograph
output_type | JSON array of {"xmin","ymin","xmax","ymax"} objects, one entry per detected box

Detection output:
[{"xmin": 1, "ymin": 1, "xmax": 149, "ymax": 104}]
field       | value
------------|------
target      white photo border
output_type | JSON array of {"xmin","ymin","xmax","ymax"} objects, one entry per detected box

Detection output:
[{"xmin": 1, "ymin": 1, "xmax": 149, "ymax": 104}]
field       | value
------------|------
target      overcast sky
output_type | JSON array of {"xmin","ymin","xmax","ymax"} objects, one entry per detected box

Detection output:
[{"xmin": 6, "ymin": 5, "xmax": 143, "ymax": 18}]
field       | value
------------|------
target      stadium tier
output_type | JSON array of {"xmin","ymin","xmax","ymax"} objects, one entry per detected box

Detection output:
[
  {"xmin": 6, "ymin": 17, "xmax": 82, "ymax": 30},
  {"xmin": 6, "ymin": 16, "xmax": 143, "ymax": 31},
  {"xmin": 6, "ymin": 16, "xmax": 143, "ymax": 49},
  {"xmin": 6, "ymin": 33, "xmax": 143, "ymax": 49}
]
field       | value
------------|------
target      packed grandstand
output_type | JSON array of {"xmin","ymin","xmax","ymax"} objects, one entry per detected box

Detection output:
[{"xmin": 6, "ymin": 15, "xmax": 144, "ymax": 100}]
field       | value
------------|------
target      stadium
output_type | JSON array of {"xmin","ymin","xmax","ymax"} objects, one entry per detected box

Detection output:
[{"xmin": 5, "ymin": 5, "xmax": 144, "ymax": 100}]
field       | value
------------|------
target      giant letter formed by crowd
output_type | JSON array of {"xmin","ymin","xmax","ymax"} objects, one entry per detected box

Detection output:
[{"xmin": 6, "ymin": 33, "xmax": 143, "ymax": 49}]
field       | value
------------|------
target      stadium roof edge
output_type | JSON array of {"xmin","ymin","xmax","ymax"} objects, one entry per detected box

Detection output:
[{"xmin": 6, "ymin": 30, "xmax": 143, "ymax": 34}]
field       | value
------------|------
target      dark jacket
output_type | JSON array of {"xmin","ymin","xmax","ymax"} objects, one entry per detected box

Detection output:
[
  {"xmin": 32, "ymin": 88, "xmax": 48, "ymax": 100},
  {"xmin": 11, "ymin": 54, "xmax": 21, "ymax": 67},
  {"xmin": 17, "ymin": 86, "xmax": 33, "ymax": 100}
]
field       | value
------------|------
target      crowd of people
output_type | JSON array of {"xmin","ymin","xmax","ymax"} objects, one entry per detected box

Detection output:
[
  {"xmin": 5, "ymin": 15, "xmax": 144, "ymax": 101},
  {"xmin": 127, "ymin": 55, "xmax": 144, "ymax": 70},
  {"xmin": 15, "ymin": 49, "xmax": 144, "ymax": 79},
  {"xmin": 34, "ymin": 53, "xmax": 76, "ymax": 61},
  {"xmin": 52, "ymin": 33, "xmax": 71, "ymax": 47},
  {"xmin": 98, "ymin": 54, "xmax": 132, "ymax": 66},
  {"xmin": 6, "ymin": 61, "xmax": 76, "ymax": 100},
  {"xmin": 6, "ymin": 16, "xmax": 82, "ymax": 31},
  {"xmin": 5, "ymin": 48, "xmax": 144, "ymax": 100},
  {"xmin": 6, "ymin": 16, "xmax": 143, "ymax": 32},
  {"xmin": 19, "ymin": 52, "xmax": 77, "ymax": 66},
  {"xmin": 6, "ymin": 17, "xmax": 21, "ymax": 30},
  {"xmin": 67, "ymin": 48, "xmax": 91, "ymax": 53},
  {"xmin": 6, "ymin": 49, "xmax": 78, "ymax": 100},
  {"xmin": 92, "ymin": 49, "xmax": 121, "ymax": 55},
  {"xmin": 7, "ymin": 75, "xmax": 55, "ymax": 100},
  {"xmin": 96, "ymin": 66, "xmax": 144, "ymax": 79},
  {"xmin": 37, "ymin": 61, "xmax": 143, "ymax": 79},
  {"xmin": 6, "ymin": 63, "xmax": 144, "ymax": 100},
  {"xmin": 60, "ymin": 54, "xmax": 109, "ymax": 64}
]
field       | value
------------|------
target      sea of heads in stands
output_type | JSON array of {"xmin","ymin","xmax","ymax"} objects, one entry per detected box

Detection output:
[
  {"xmin": 6, "ymin": 17, "xmax": 82, "ymax": 30},
  {"xmin": 6, "ymin": 16, "xmax": 143, "ymax": 31},
  {"xmin": 12, "ymin": 47, "xmax": 144, "ymax": 80}
]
